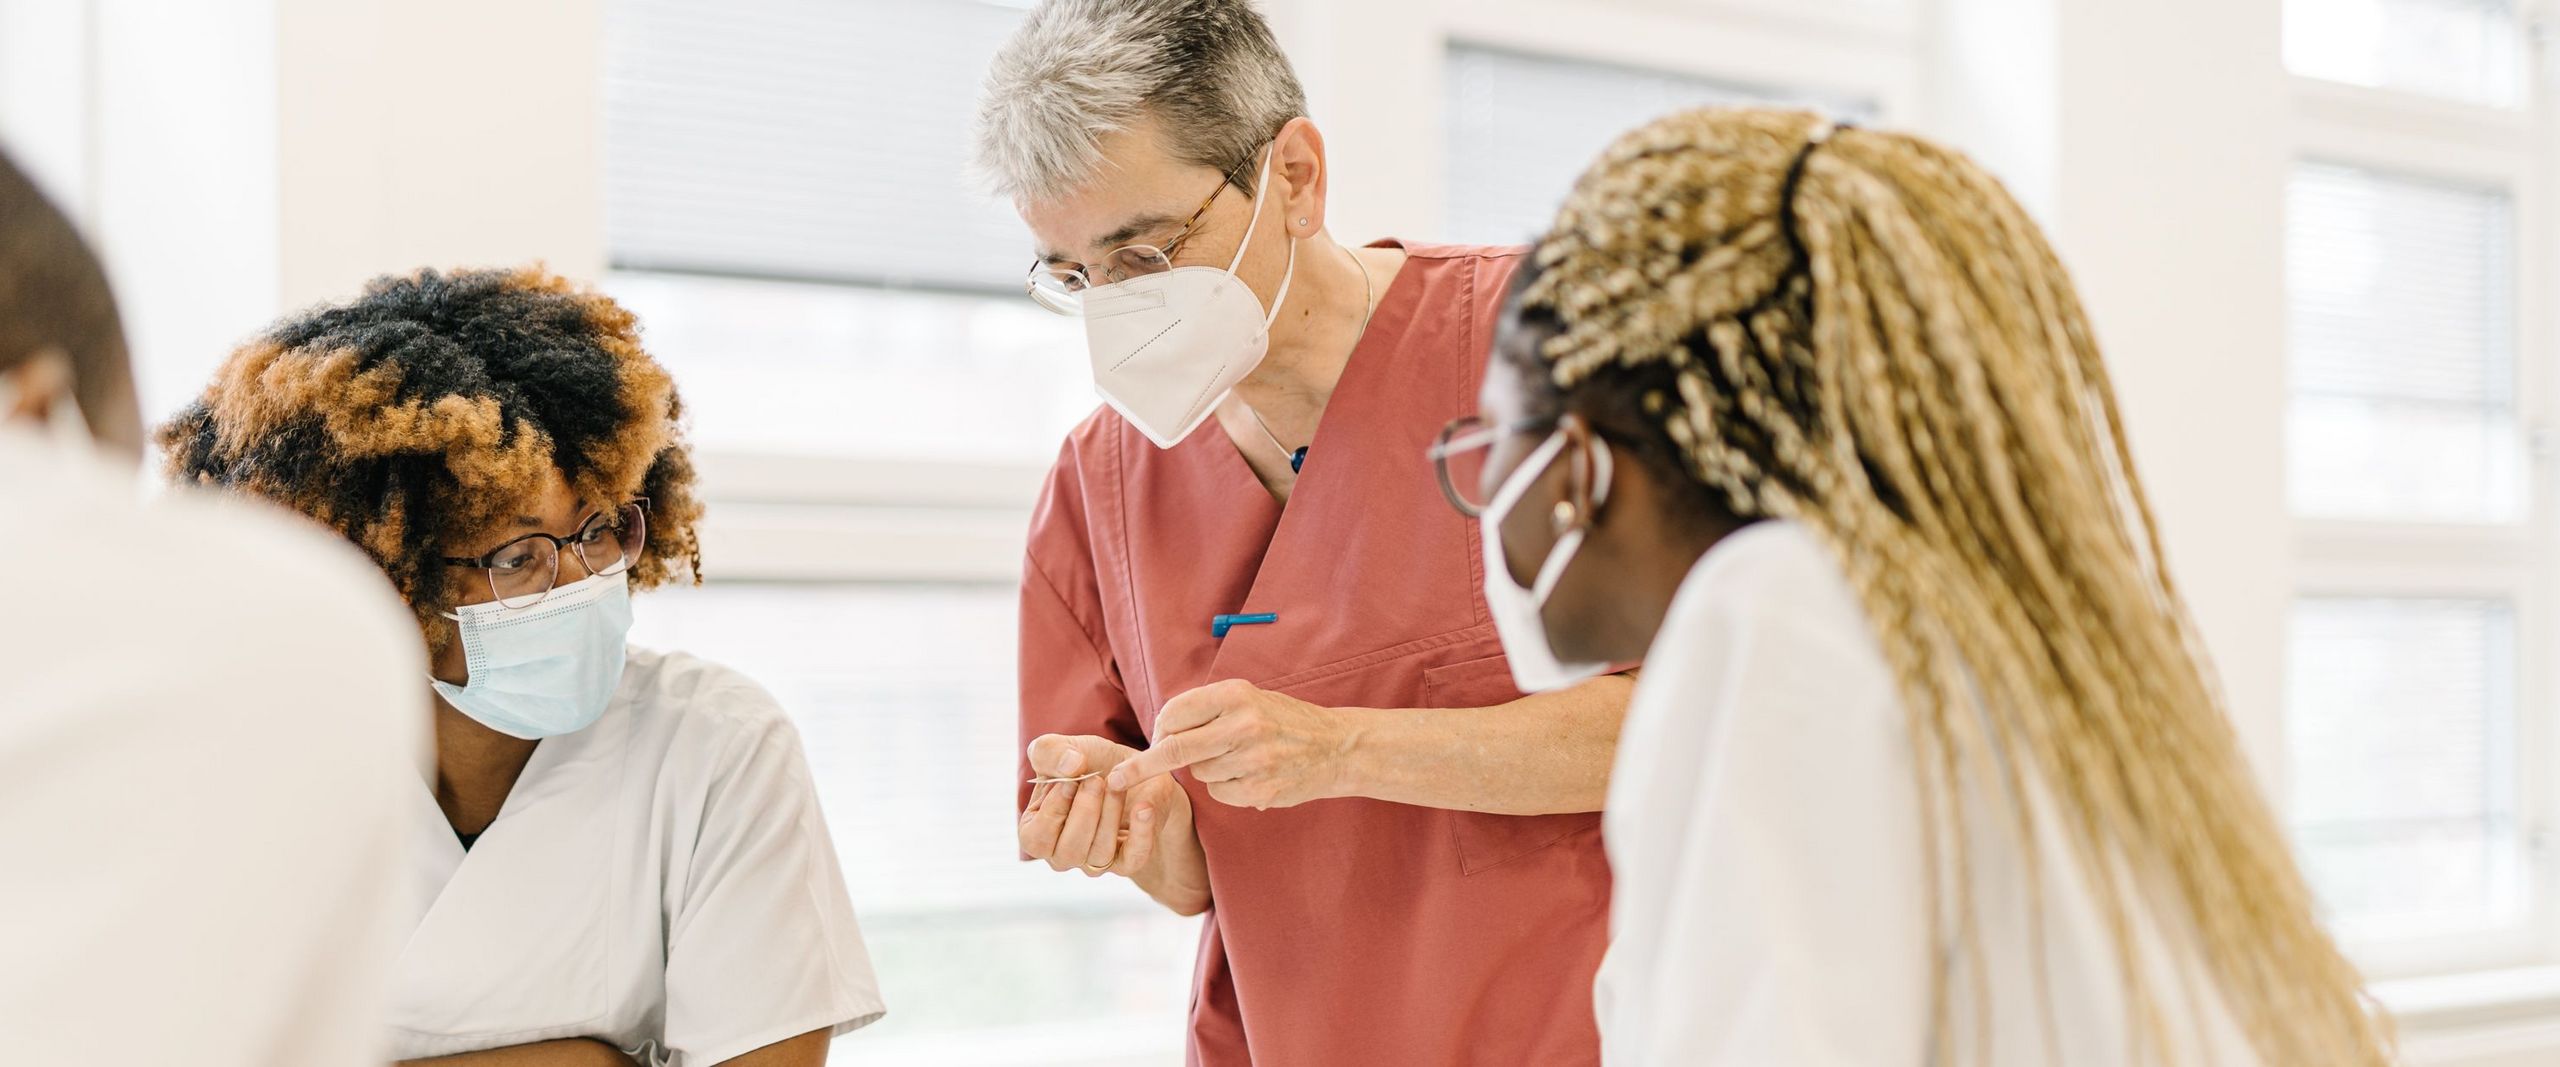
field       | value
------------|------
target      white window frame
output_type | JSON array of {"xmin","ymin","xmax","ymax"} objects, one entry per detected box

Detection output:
[
  {"xmin": 2285, "ymin": 5, "xmax": 2560, "ymax": 983},
  {"xmin": 686, "ymin": 452, "xmax": 1047, "ymax": 582},
  {"xmin": 1439, "ymin": 0, "xmax": 1923, "ymax": 121}
]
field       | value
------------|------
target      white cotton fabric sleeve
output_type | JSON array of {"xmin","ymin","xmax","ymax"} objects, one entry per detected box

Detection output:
[
  {"xmin": 1, "ymin": 435, "xmax": 429, "ymax": 1067},
  {"xmin": 1596, "ymin": 521, "xmax": 1933, "ymax": 1066},
  {"xmin": 662, "ymin": 682, "xmax": 884, "ymax": 1065}
]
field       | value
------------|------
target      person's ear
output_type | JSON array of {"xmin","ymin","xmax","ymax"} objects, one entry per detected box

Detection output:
[
  {"xmin": 1551, "ymin": 415, "xmax": 1602, "ymax": 535},
  {"xmin": 1270, "ymin": 117, "xmax": 1327, "ymax": 239},
  {"xmin": 0, "ymin": 347, "xmax": 75, "ymax": 423}
]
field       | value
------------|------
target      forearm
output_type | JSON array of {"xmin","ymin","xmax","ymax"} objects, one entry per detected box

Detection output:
[
  {"xmin": 400, "ymin": 1039, "xmax": 637, "ymax": 1067},
  {"xmin": 1333, "ymin": 674, "xmax": 1632, "ymax": 814}
]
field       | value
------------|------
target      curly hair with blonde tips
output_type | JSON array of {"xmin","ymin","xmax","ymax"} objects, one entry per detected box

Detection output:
[
  {"xmin": 158, "ymin": 266, "xmax": 704, "ymax": 647},
  {"xmin": 1516, "ymin": 107, "xmax": 2390, "ymax": 1065}
]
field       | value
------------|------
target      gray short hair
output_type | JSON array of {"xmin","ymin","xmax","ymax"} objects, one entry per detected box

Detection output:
[{"xmin": 976, "ymin": 0, "xmax": 1307, "ymax": 204}]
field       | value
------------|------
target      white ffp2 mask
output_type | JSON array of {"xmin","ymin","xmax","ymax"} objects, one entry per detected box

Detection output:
[
  {"xmin": 1079, "ymin": 152, "xmax": 1298, "ymax": 448},
  {"xmin": 1481, "ymin": 430, "xmax": 1615, "ymax": 693}
]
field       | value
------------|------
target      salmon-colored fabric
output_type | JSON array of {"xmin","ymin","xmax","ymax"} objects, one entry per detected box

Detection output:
[{"xmin": 1018, "ymin": 241, "xmax": 1609, "ymax": 1066}]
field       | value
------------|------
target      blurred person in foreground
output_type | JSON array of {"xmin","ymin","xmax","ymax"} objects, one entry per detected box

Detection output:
[
  {"xmin": 0, "ymin": 148, "xmax": 428, "ymax": 1064},
  {"xmin": 1449, "ymin": 107, "xmax": 2392, "ymax": 1065}
]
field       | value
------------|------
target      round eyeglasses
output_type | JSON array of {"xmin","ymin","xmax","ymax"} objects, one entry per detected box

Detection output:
[
  {"xmin": 441, "ymin": 499, "xmax": 650, "ymax": 611},
  {"xmin": 1027, "ymin": 243, "xmax": 1183, "ymax": 315},
  {"xmin": 1429, "ymin": 415, "xmax": 1557, "ymax": 517}
]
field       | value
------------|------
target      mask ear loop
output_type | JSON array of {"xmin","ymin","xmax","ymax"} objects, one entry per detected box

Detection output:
[
  {"xmin": 1486, "ymin": 430, "xmax": 1569, "ymax": 521},
  {"xmin": 1222, "ymin": 145, "xmax": 1297, "ymax": 328},
  {"xmin": 1529, "ymin": 435, "xmax": 1612, "ymax": 605}
]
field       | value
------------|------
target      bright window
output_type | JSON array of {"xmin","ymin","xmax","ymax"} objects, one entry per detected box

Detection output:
[
  {"xmin": 2285, "ymin": 162, "xmax": 2519, "ymax": 523},
  {"xmin": 2284, "ymin": 0, "xmax": 2525, "ymax": 107},
  {"xmin": 601, "ymin": 1, "xmax": 1182, "ymax": 1063},
  {"xmin": 2281, "ymin": 0, "xmax": 2552, "ymax": 978},
  {"xmin": 2287, "ymin": 596, "xmax": 2525, "ymax": 940},
  {"xmin": 624, "ymin": 585, "xmax": 1193, "ymax": 1065},
  {"xmin": 604, "ymin": 272, "xmax": 1088, "ymax": 465},
  {"xmin": 1441, "ymin": 43, "xmax": 1867, "ymax": 246}
]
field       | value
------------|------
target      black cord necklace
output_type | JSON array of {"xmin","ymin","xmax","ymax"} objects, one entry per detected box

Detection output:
[{"xmin": 1245, "ymin": 250, "xmax": 1375, "ymax": 475}]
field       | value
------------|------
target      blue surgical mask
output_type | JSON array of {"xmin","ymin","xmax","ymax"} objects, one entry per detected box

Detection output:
[{"xmin": 430, "ymin": 572, "xmax": 633, "ymax": 739}]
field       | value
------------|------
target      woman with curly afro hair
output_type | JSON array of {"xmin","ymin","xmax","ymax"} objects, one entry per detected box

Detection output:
[{"xmin": 161, "ymin": 266, "xmax": 883, "ymax": 1067}]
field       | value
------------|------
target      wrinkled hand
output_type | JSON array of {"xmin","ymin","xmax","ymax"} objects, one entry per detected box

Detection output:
[
  {"xmin": 1105, "ymin": 679, "xmax": 1354, "ymax": 810},
  {"xmin": 1019, "ymin": 734, "xmax": 1199, "ymax": 897}
]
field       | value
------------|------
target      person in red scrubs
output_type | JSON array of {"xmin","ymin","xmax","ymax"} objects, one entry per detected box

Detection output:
[{"xmin": 976, "ymin": 2, "xmax": 1626, "ymax": 1064}]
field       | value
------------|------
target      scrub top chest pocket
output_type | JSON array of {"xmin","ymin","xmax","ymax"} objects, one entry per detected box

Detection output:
[{"xmin": 1421, "ymin": 650, "xmax": 1606, "ymax": 875}]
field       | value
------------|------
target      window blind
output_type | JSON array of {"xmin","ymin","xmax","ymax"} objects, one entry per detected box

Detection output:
[
  {"xmin": 604, "ymin": 0, "xmax": 1038, "ymax": 292},
  {"xmin": 2286, "ymin": 161, "xmax": 2519, "ymax": 521},
  {"xmin": 1441, "ymin": 44, "xmax": 1865, "ymax": 247},
  {"xmin": 2287, "ymin": 596, "xmax": 2523, "ymax": 936}
]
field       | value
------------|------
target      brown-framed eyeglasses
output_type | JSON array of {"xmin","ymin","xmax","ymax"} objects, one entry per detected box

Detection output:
[
  {"xmin": 1025, "ymin": 152, "xmax": 1260, "ymax": 315},
  {"xmin": 1428, "ymin": 415, "xmax": 1559, "ymax": 517}
]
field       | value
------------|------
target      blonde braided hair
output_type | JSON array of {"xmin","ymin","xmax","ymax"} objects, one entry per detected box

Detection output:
[{"xmin": 1525, "ymin": 107, "xmax": 2389, "ymax": 1065}]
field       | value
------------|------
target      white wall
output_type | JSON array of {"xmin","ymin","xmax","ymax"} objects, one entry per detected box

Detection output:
[
  {"xmin": 0, "ymin": 0, "xmax": 606, "ymax": 423},
  {"xmin": 2026, "ymin": 0, "xmax": 2296, "ymax": 783},
  {"xmin": 88, "ymin": 0, "xmax": 283, "ymax": 420},
  {"xmin": 1924, "ymin": 0, "xmax": 2292, "ymax": 783},
  {"xmin": 272, "ymin": 0, "xmax": 604, "ymax": 311}
]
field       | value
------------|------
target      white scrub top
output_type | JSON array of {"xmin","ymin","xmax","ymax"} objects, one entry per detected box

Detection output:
[
  {"xmin": 0, "ymin": 427, "xmax": 429, "ymax": 1066},
  {"xmin": 1597, "ymin": 521, "xmax": 2255, "ymax": 1066},
  {"xmin": 388, "ymin": 646, "xmax": 884, "ymax": 1065}
]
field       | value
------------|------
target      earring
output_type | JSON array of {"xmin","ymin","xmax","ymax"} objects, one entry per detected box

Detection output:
[{"xmin": 1551, "ymin": 500, "xmax": 1578, "ymax": 531}]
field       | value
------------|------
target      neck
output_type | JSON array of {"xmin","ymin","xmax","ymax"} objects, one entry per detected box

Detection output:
[
  {"xmin": 1610, "ymin": 514, "xmax": 1755, "ymax": 659},
  {"xmin": 1232, "ymin": 235, "xmax": 1381, "ymax": 426},
  {"xmin": 430, "ymin": 698, "xmax": 541, "ymax": 837}
]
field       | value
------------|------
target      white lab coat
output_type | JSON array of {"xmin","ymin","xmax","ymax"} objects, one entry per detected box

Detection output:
[
  {"xmin": 1596, "ymin": 521, "xmax": 2256, "ymax": 1066},
  {"xmin": 0, "ymin": 427, "xmax": 429, "ymax": 1066},
  {"xmin": 387, "ymin": 646, "xmax": 884, "ymax": 1066}
]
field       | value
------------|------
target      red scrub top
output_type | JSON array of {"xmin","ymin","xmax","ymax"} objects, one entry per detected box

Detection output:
[{"xmin": 1019, "ymin": 241, "xmax": 1610, "ymax": 1066}]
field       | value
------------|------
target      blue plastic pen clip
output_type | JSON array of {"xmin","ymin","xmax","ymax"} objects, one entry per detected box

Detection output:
[{"xmin": 1212, "ymin": 612, "xmax": 1279, "ymax": 638}]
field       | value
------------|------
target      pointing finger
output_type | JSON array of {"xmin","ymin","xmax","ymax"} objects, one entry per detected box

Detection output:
[
  {"xmin": 1108, "ymin": 723, "xmax": 1239, "ymax": 791},
  {"xmin": 1152, "ymin": 679, "xmax": 1262, "ymax": 743}
]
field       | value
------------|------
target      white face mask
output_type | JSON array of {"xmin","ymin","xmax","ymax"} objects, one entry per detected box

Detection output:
[
  {"xmin": 1481, "ymin": 429, "xmax": 1615, "ymax": 693},
  {"xmin": 430, "ymin": 572, "xmax": 634, "ymax": 740},
  {"xmin": 1079, "ymin": 151, "xmax": 1299, "ymax": 448}
]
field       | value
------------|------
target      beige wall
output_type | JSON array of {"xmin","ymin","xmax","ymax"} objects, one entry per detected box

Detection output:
[
  {"xmin": 274, "ymin": 0, "xmax": 605, "ymax": 311},
  {"xmin": 51, "ymin": 0, "xmax": 606, "ymax": 420},
  {"xmin": 2039, "ymin": 0, "xmax": 2295, "ymax": 785}
]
